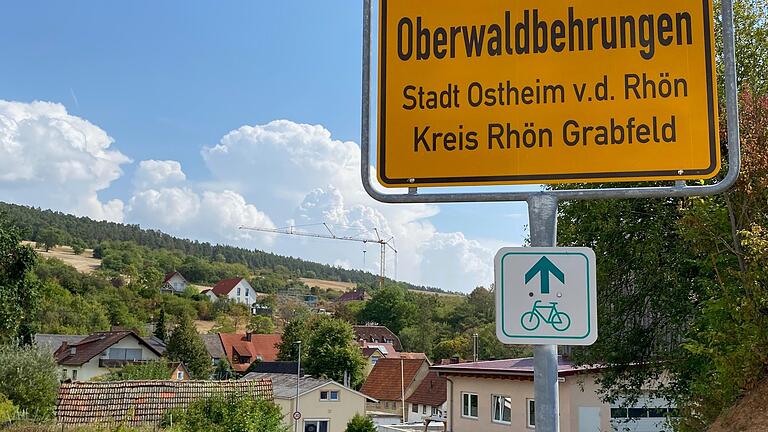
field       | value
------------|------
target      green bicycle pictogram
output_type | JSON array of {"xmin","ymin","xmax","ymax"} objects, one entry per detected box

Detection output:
[{"xmin": 520, "ymin": 300, "xmax": 572, "ymax": 332}]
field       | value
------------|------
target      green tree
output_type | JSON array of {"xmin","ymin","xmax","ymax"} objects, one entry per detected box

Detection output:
[
  {"xmin": 247, "ymin": 315, "xmax": 276, "ymax": 334},
  {"xmin": 154, "ymin": 308, "xmax": 167, "ymax": 342},
  {"xmin": 37, "ymin": 227, "xmax": 67, "ymax": 252},
  {"xmin": 213, "ymin": 359, "xmax": 236, "ymax": 381},
  {"xmin": 359, "ymin": 285, "xmax": 416, "ymax": 333},
  {"xmin": 345, "ymin": 414, "xmax": 377, "ymax": 432},
  {"xmin": 230, "ymin": 303, "xmax": 251, "ymax": 331},
  {"xmin": 70, "ymin": 239, "xmax": 86, "ymax": 256},
  {"xmin": 210, "ymin": 314, "xmax": 236, "ymax": 334},
  {"xmin": 304, "ymin": 316, "xmax": 366, "ymax": 386},
  {"xmin": 167, "ymin": 315, "xmax": 212, "ymax": 379},
  {"xmin": 558, "ymin": 64, "xmax": 768, "ymax": 432},
  {"xmin": 276, "ymin": 317, "xmax": 310, "ymax": 362},
  {"xmin": 334, "ymin": 301, "xmax": 365, "ymax": 324},
  {"xmin": 166, "ymin": 394, "xmax": 287, "ymax": 432},
  {"xmin": 98, "ymin": 361, "xmax": 174, "ymax": 381},
  {"xmin": 0, "ymin": 221, "xmax": 39, "ymax": 342},
  {"xmin": 0, "ymin": 344, "xmax": 59, "ymax": 419}
]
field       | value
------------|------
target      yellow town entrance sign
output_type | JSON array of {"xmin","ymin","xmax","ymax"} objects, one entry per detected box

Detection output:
[{"xmin": 376, "ymin": 0, "xmax": 720, "ymax": 187}]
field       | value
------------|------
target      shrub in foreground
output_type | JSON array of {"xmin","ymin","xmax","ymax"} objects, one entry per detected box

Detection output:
[{"xmin": 165, "ymin": 394, "xmax": 286, "ymax": 432}]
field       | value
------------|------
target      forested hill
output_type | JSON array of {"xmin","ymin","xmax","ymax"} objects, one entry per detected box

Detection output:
[{"xmin": 0, "ymin": 201, "xmax": 444, "ymax": 293}]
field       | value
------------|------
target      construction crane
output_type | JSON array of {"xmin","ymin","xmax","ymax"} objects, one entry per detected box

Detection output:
[{"xmin": 238, "ymin": 223, "xmax": 397, "ymax": 288}]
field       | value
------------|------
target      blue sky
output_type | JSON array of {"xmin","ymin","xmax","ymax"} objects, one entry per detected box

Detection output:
[{"xmin": 0, "ymin": 1, "xmax": 529, "ymax": 292}]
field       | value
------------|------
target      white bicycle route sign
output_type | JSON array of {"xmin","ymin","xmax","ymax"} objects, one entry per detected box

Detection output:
[{"xmin": 495, "ymin": 247, "xmax": 598, "ymax": 346}]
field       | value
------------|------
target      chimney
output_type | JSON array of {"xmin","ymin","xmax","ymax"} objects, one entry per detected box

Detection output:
[{"xmin": 245, "ymin": 332, "xmax": 252, "ymax": 342}]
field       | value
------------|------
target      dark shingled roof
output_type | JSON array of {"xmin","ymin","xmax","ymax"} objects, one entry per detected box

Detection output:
[
  {"xmin": 54, "ymin": 331, "xmax": 163, "ymax": 366},
  {"xmin": 336, "ymin": 289, "xmax": 365, "ymax": 303},
  {"xmin": 201, "ymin": 334, "xmax": 226, "ymax": 360},
  {"xmin": 353, "ymin": 325, "xmax": 402, "ymax": 351},
  {"xmin": 36, "ymin": 334, "xmax": 166, "ymax": 356},
  {"xmin": 56, "ymin": 380, "xmax": 273, "ymax": 426},
  {"xmin": 405, "ymin": 371, "xmax": 446, "ymax": 407}
]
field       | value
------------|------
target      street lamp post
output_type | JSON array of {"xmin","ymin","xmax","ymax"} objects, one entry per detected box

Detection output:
[{"xmin": 295, "ymin": 341, "xmax": 302, "ymax": 432}]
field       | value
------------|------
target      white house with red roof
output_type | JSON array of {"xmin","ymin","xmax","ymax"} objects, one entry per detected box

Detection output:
[
  {"xmin": 209, "ymin": 278, "xmax": 257, "ymax": 312},
  {"xmin": 161, "ymin": 271, "xmax": 188, "ymax": 294}
]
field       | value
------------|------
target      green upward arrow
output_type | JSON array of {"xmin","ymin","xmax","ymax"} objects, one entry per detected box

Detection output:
[{"xmin": 525, "ymin": 257, "xmax": 565, "ymax": 294}]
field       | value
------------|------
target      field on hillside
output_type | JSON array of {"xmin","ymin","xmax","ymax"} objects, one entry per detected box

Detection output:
[
  {"xmin": 299, "ymin": 278, "xmax": 356, "ymax": 292},
  {"xmin": 22, "ymin": 241, "xmax": 101, "ymax": 273}
]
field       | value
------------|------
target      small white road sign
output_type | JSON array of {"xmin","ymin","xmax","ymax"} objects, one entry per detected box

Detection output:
[{"xmin": 495, "ymin": 247, "xmax": 597, "ymax": 346}]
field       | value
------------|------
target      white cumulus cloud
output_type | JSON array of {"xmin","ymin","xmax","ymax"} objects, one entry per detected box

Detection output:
[
  {"xmin": 0, "ymin": 100, "xmax": 130, "ymax": 222},
  {"xmin": 127, "ymin": 182, "xmax": 276, "ymax": 248},
  {"xmin": 201, "ymin": 120, "xmax": 494, "ymax": 291},
  {"xmin": 134, "ymin": 160, "xmax": 186, "ymax": 189}
]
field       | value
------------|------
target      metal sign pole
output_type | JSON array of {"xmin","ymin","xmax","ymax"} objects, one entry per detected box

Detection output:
[{"xmin": 528, "ymin": 194, "xmax": 560, "ymax": 432}]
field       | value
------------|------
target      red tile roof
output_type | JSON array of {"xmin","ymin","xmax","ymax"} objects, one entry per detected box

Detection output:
[
  {"xmin": 212, "ymin": 278, "xmax": 245, "ymax": 296},
  {"xmin": 56, "ymin": 380, "xmax": 273, "ymax": 426},
  {"xmin": 219, "ymin": 333, "xmax": 281, "ymax": 372},
  {"xmin": 406, "ymin": 372, "xmax": 446, "ymax": 407},
  {"xmin": 361, "ymin": 358, "xmax": 426, "ymax": 401},
  {"xmin": 54, "ymin": 331, "xmax": 162, "ymax": 366}
]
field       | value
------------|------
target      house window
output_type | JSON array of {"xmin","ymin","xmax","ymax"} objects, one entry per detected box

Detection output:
[
  {"xmin": 109, "ymin": 348, "xmax": 143, "ymax": 361},
  {"xmin": 245, "ymin": 289, "xmax": 250, "ymax": 297},
  {"xmin": 412, "ymin": 404, "xmax": 419, "ymax": 413},
  {"xmin": 371, "ymin": 356, "xmax": 379, "ymax": 366},
  {"xmin": 62, "ymin": 369, "xmax": 68, "ymax": 380},
  {"xmin": 527, "ymin": 399, "xmax": 536, "ymax": 428},
  {"xmin": 176, "ymin": 371, "xmax": 184, "ymax": 380},
  {"xmin": 303, "ymin": 420, "xmax": 328, "ymax": 432},
  {"xmin": 319, "ymin": 391, "xmax": 339, "ymax": 401},
  {"xmin": 461, "ymin": 393, "xmax": 478, "ymax": 419},
  {"xmin": 492, "ymin": 395, "xmax": 512, "ymax": 424},
  {"xmin": 431, "ymin": 407, "xmax": 439, "ymax": 416},
  {"xmin": 72, "ymin": 370, "xmax": 78, "ymax": 381},
  {"xmin": 237, "ymin": 287, "xmax": 241, "ymax": 296},
  {"xmin": 422, "ymin": 405, "xmax": 427, "ymax": 414}
]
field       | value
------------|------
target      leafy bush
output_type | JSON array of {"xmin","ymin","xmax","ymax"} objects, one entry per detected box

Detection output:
[
  {"xmin": 345, "ymin": 414, "xmax": 376, "ymax": 432},
  {"xmin": 165, "ymin": 394, "xmax": 286, "ymax": 432},
  {"xmin": 0, "ymin": 344, "xmax": 59, "ymax": 419},
  {"xmin": 0, "ymin": 393, "xmax": 19, "ymax": 423}
]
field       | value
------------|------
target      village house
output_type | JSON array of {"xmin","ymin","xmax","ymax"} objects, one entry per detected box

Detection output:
[
  {"xmin": 433, "ymin": 357, "xmax": 675, "ymax": 432},
  {"xmin": 201, "ymin": 333, "xmax": 227, "ymax": 366},
  {"xmin": 405, "ymin": 371, "xmax": 447, "ymax": 423},
  {"xmin": 360, "ymin": 340, "xmax": 428, "ymax": 377},
  {"xmin": 160, "ymin": 271, "xmax": 188, "ymax": 294},
  {"xmin": 336, "ymin": 287, "xmax": 366, "ymax": 303},
  {"xmin": 218, "ymin": 332, "xmax": 281, "ymax": 373},
  {"xmin": 353, "ymin": 325, "xmax": 402, "ymax": 351},
  {"xmin": 360, "ymin": 358, "xmax": 431, "ymax": 423},
  {"xmin": 208, "ymin": 277, "xmax": 260, "ymax": 313},
  {"xmin": 51, "ymin": 330, "xmax": 164, "ymax": 381},
  {"xmin": 243, "ymin": 372, "xmax": 374, "ymax": 432}
]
